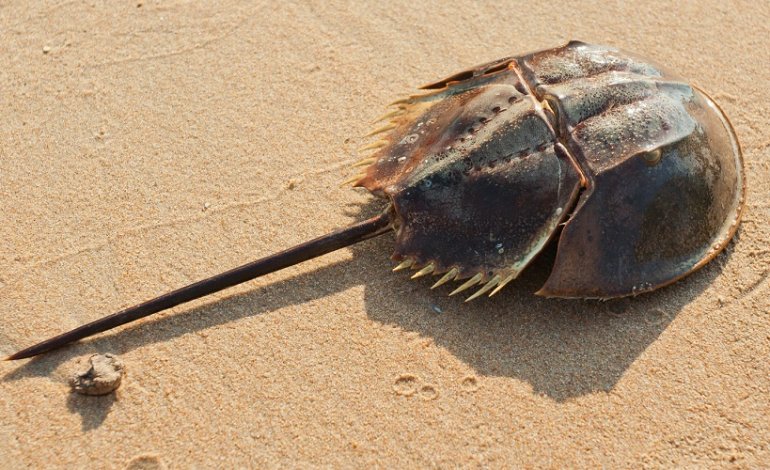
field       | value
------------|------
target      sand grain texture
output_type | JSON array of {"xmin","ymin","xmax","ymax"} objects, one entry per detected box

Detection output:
[{"xmin": 1, "ymin": 1, "xmax": 768, "ymax": 467}]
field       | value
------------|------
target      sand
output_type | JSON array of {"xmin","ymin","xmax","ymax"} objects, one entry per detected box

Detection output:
[{"xmin": 1, "ymin": 1, "xmax": 768, "ymax": 467}]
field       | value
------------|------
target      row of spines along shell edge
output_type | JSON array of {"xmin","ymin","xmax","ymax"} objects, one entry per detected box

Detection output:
[
  {"xmin": 393, "ymin": 258, "xmax": 516, "ymax": 301},
  {"xmin": 346, "ymin": 93, "xmax": 513, "ymax": 301}
]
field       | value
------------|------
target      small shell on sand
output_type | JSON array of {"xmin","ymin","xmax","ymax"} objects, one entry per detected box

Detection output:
[{"xmin": 69, "ymin": 354, "xmax": 125, "ymax": 396}]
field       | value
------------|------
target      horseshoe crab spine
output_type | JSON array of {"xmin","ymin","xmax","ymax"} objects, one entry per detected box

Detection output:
[{"xmin": 6, "ymin": 212, "xmax": 394, "ymax": 360}]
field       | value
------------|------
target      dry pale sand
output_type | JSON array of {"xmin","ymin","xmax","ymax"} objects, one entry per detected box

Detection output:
[{"xmin": 1, "ymin": 1, "xmax": 768, "ymax": 468}]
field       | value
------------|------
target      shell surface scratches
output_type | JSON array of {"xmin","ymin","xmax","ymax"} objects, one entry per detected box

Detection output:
[{"xmin": 352, "ymin": 41, "xmax": 744, "ymax": 300}]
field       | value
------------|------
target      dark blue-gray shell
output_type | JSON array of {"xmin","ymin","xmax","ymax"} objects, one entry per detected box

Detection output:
[{"xmin": 352, "ymin": 41, "xmax": 744, "ymax": 299}]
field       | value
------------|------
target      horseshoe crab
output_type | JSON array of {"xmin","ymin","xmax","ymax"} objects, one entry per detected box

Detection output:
[{"xmin": 7, "ymin": 41, "xmax": 744, "ymax": 360}]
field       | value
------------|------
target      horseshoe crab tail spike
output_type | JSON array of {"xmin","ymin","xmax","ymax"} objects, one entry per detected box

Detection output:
[
  {"xmin": 365, "ymin": 123, "xmax": 397, "ymax": 137},
  {"xmin": 465, "ymin": 275, "xmax": 501, "ymax": 302},
  {"xmin": 340, "ymin": 174, "xmax": 365, "ymax": 187},
  {"xmin": 392, "ymin": 259, "xmax": 413, "ymax": 272},
  {"xmin": 488, "ymin": 273, "xmax": 516, "ymax": 297},
  {"xmin": 449, "ymin": 273, "xmax": 484, "ymax": 296},
  {"xmin": 5, "ymin": 211, "xmax": 395, "ymax": 361},
  {"xmin": 411, "ymin": 263, "xmax": 435, "ymax": 279},
  {"xmin": 358, "ymin": 140, "xmax": 389, "ymax": 152},
  {"xmin": 431, "ymin": 267, "xmax": 459, "ymax": 289},
  {"xmin": 388, "ymin": 97, "xmax": 412, "ymax": 106},
  {"xmin": 371, "ymin": 110, "xmax": 401, "ymax": 124},
  {"xmin": 351, "ymin": 158, "xmax": 376, "ymax": 169}
]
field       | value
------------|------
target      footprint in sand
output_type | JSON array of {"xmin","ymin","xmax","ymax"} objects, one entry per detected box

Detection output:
[
  {"xmin": 393, "ymin": 374, "xmax": 441, "ymax": 400},
  {"xmin": 460, "ymin": 375, "xmax": 480, "ymax": 393},
  {"xmin": 125, "ymin": 454, "xmax": 166, "ymax": 470},
  {"xmin": 393, "ymin": 374, "xmax": 419, "ymax": 396}
]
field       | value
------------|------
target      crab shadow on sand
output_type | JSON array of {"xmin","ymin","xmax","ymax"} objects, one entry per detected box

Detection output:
[{"xmin": 4, "ymin": 200, "xmax": 731, "ymax": 410}]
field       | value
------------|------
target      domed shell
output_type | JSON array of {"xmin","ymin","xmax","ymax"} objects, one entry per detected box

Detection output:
[
  {"xmin": 518, "ymin": 42, "xmax": 745, "ymax": 297},
  {"xmin": 355, "ymin": 41, "xmax": 744, "ymax": 298}
]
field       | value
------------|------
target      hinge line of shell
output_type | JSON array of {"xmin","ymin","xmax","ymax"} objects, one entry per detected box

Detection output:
[{"xmin": 509, "ymin": 61, "xmax": 590, "ymax": 189}]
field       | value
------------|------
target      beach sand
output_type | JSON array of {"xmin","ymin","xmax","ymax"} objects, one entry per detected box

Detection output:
[{"xmin": 1, "ymin": 1, "xmax": 768, "ymax": 467}]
